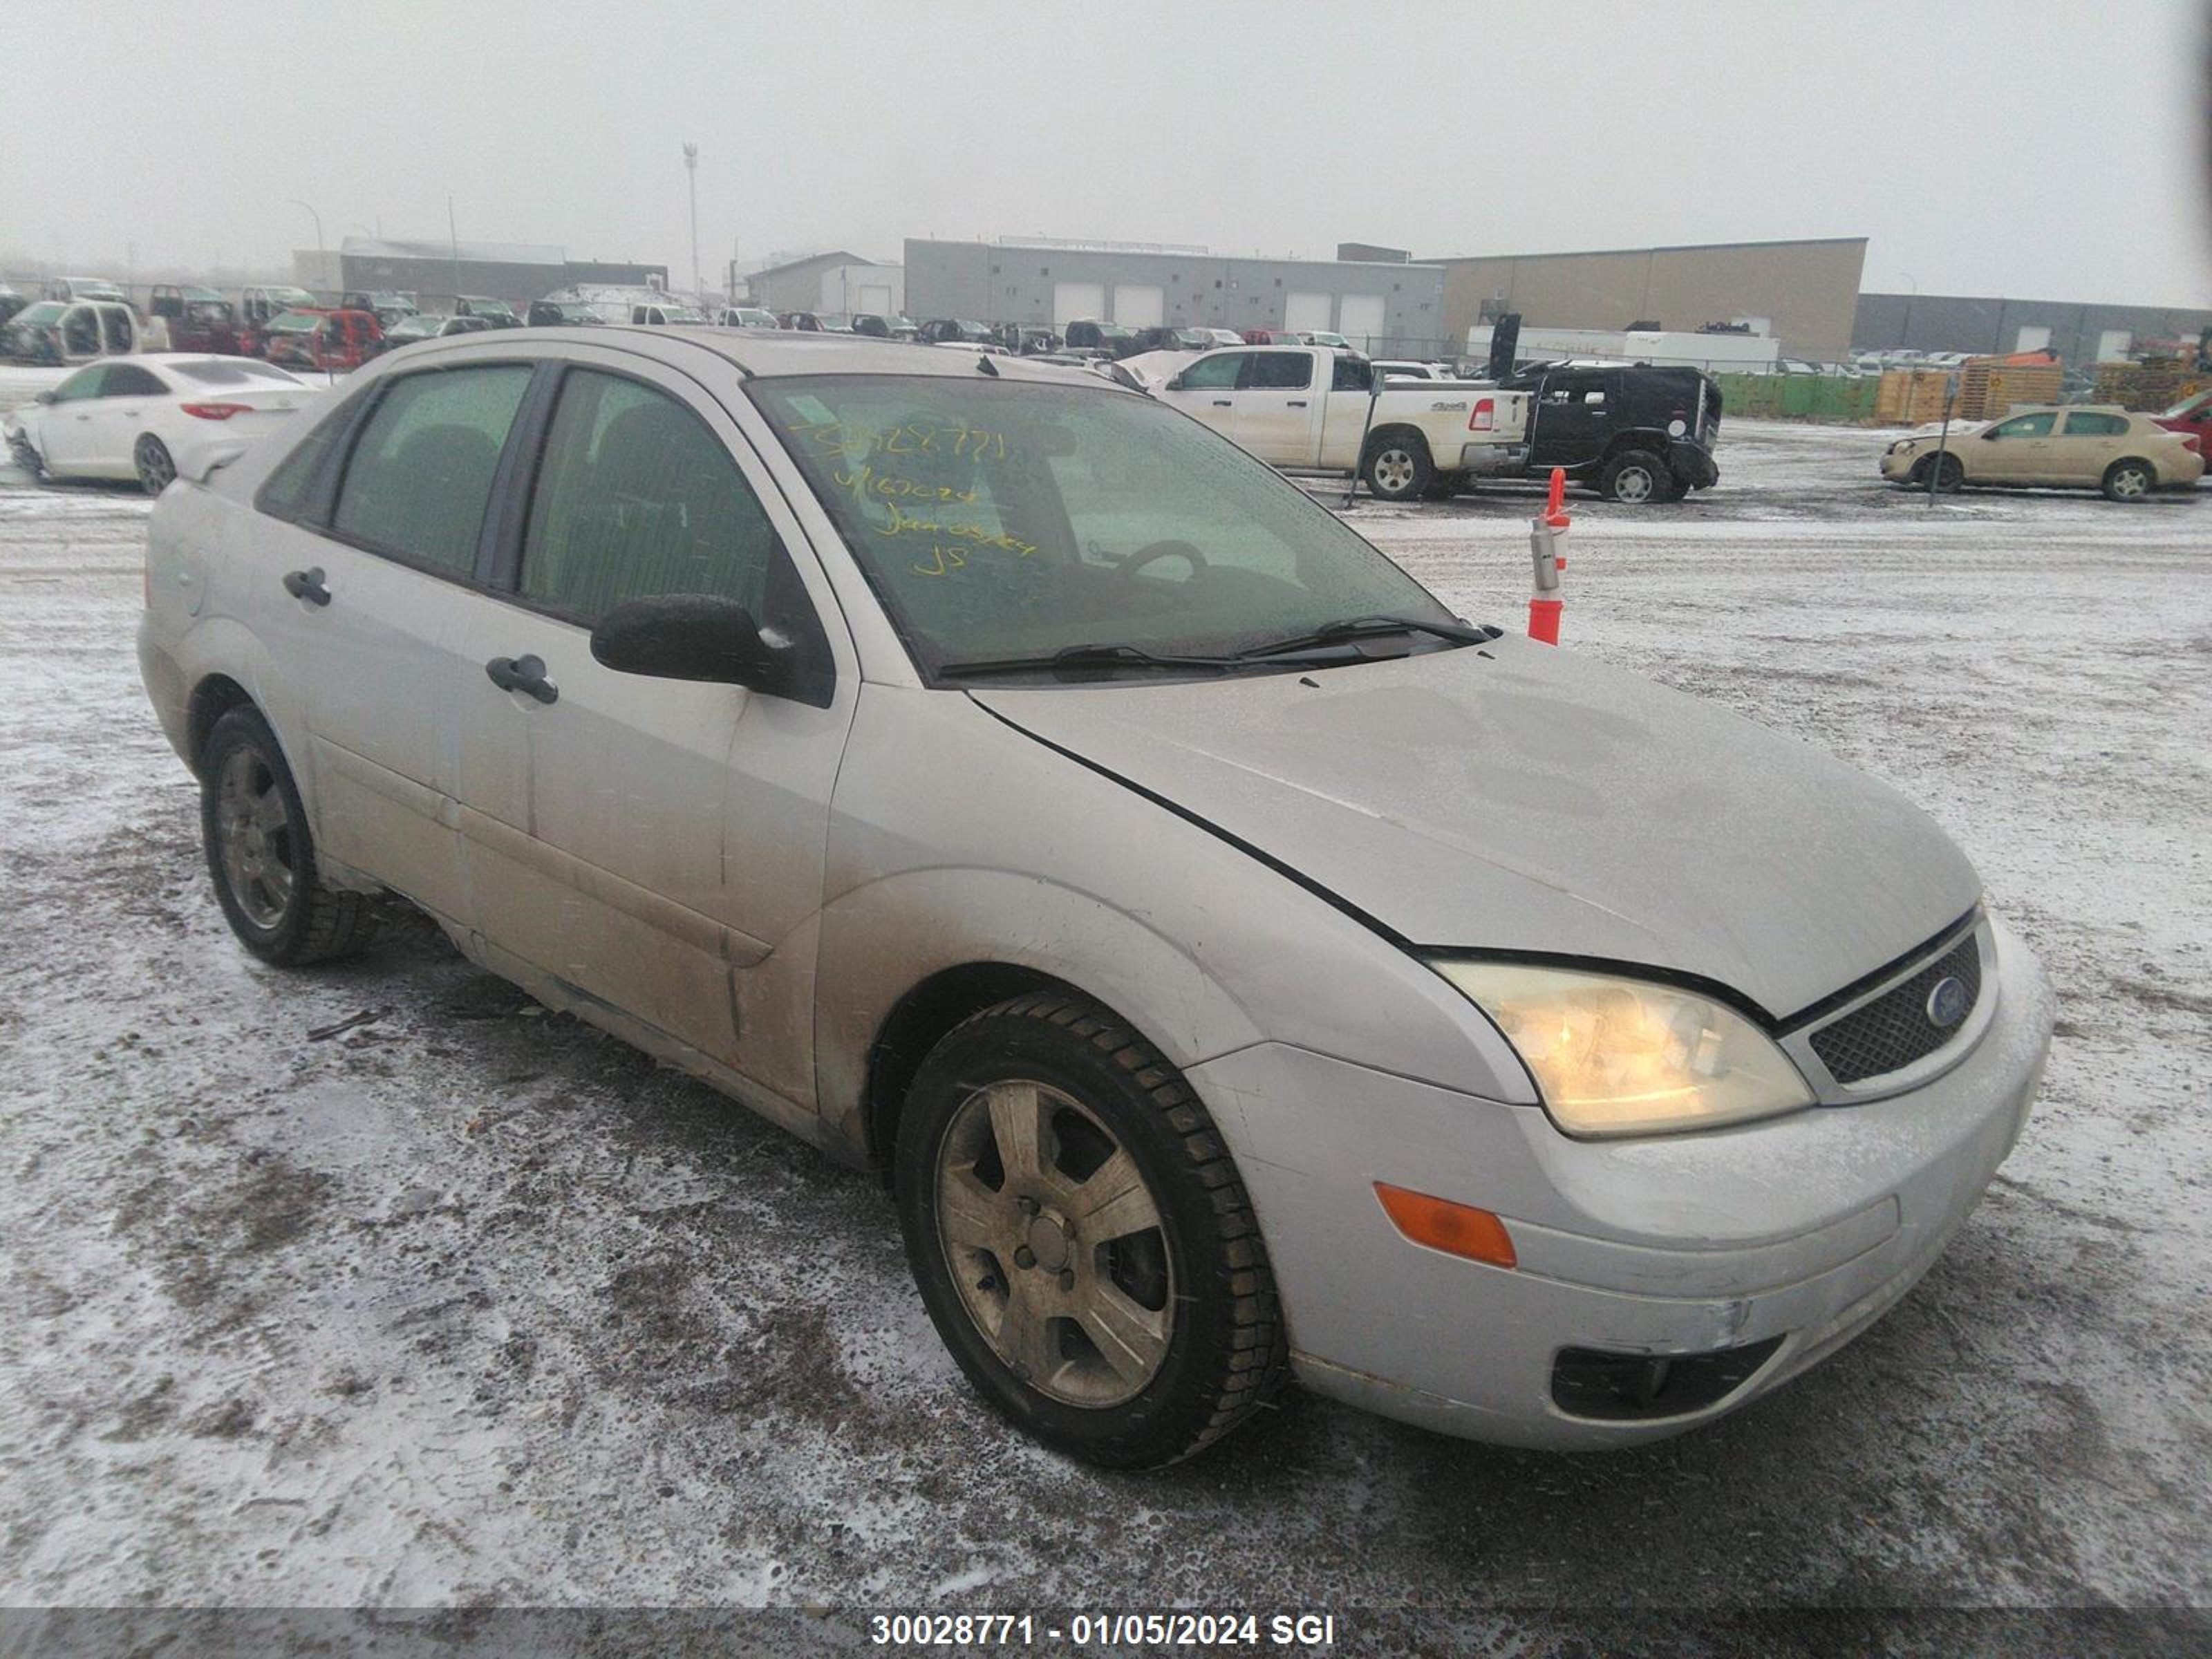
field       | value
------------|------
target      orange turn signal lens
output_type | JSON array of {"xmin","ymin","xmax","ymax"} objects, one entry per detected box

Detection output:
[{"xmin": 1374, "ymin": 1183, "xmax": 1517, "ymax": 1268}]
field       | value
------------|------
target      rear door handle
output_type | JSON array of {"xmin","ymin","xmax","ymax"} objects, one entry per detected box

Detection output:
[
  {"xmin": 1212, "ymin": 399, "xmax": 1232, "ymax": 407},
  {"xmin": 282, "ymin": 567, "xmax": 330, "ymax": 606},
  {"xmin": 1287, "ymin": 400, "xmax": 1308, "ymax": 407},
  {"xmin": 485, "ymin": 653, "xmax": 559, "ymax": 705}
]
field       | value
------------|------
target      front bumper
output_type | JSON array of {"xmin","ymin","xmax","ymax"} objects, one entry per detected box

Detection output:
[{"xmin": 1190, "ymin": 915, "xmax": 2052, "ymax": 1450}]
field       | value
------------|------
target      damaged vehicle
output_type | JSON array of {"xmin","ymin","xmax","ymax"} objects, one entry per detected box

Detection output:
[
  {"xmin": 148, "ymin": 285, "xmax": 241, "ymax": 354},
  {"xmin": 260, "ymin": 308, "xmax": 385, "ymax": 375},
  {"xmin": 8, "ymin": 353, "xmax": 310, "ymax": 492},
  {"xmin": 137, "ymin": 329, "xmax": 2053, "ymax": 1469},
  {"xmin": 3, "ymin": 299, "xmax": 137, "ymax": 364}
]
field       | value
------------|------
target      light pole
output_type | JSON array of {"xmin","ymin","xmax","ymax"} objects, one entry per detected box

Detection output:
[
  {"xmin": 683, "ymin": 143, "xmax": 700, "ymax": 303},
  {"xmin": 287, "ymin": 198, "xmax": 326, "ymax": 292}
]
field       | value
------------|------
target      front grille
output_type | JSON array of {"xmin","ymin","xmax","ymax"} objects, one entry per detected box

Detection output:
[{"xmin": 1809, "ymin": 930, "xmax": 1983, "ymax": 1085}]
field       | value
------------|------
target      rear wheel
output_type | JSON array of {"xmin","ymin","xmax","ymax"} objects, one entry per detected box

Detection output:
[
  {"xmin": 896, "ymin": 993, "xmax": 1287, "ymax": 1468},
  {"xmin": 1360, "ymin": 431, "xmax": 1435, "ymax": 502},
  {"xmin": 200, "ymin": 707, "xmax": 375, "ymax": 966},
  {"xmin": 2101, "ymin": 458, "xmax": 2155, "ymax": 502},
  {"xmin": 1598, "ymin": 448, "xmax": 1669, "ymax": 503},
  {"xmin": 134, "ymin": 434, "xmax": 176, "ymax": 495}
]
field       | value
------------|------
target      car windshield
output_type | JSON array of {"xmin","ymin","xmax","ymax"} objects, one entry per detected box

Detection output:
[
  {"xmin": 170, "ymin": 359, "xmax": 301, "ymax": 384},
  {"xmin": 749, "ymin": 374, "xmax": 1456, "ymax": 680},
  {"xmin": 2159, "ymin": 393, "xmax": 2209, "ymax": 419},
  {"xmin": 12, "ymin": 303, "xmax": 65, "ymax": 326}
]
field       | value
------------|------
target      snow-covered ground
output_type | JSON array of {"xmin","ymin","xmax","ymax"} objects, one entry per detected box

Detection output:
[{"xmin": 1, "ymin": 421, "xmax": 2206, "ymax": 1640}]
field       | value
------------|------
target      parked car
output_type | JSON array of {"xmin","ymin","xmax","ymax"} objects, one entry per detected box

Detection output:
[
  {"xmin": 454, "ymin": 296, "xmax": 523, "ymax": 329},
  {"xmin": 1194, "ymin": 328, "xmax": 1245, "ymax": 348},
  {"xmin": 814, "ymin": 314, "xmax": 860, "ymax": 334},
  {"xmin": 6, "ymin": 353, "xmax": 310, "ymax": 492},
  {"xmin": 1128, "ymin": 326, "xmax": 1219, "ymax": 355},
  {"xmin": 1304, "ymin": 330, "xmax": 1354, "ymax": 350},
  {"xmin": 135, "ymin": 328, "xmax": 2053, "ymax": 1469},
  {"xmin": 989, "ymin": 324, "xmax": 1061, "ymax": 355},
  {"xmin": 1879, "ymin": 406, "xmax": 2203, "ymax": 500},
  {"xmin": 525, "ymin": 299, "xmax": 615, "ymax": 327},
  {"xmin": 778, "ymin": 310, "xmax": 824, "ymax": 331},
  {"xmin": 1060, "ymin": 319, "xmax": 1145, "ymax": 358},
  {"xmin": 2152, "ymin": 386, "xmax": 2212, "ymax": 451},
  {"xmin": 917, "ymin": 317, "xmax": 996, "ymax": 347},
  {"xmin": 851, "ymin": 313, "xmax": 919, "ymax": 340},
  {"xmin": 1497, "ymin": 362, "xmax": 1724, "ymax": 502},
  {"xmin": 341, "ymin": 291, "xmax": 421, "ymax": 329},
  {"xmin": 44, "ymin": 276, "xmax": 131, "ymax": 306},
  {"xmin": 1241, "ymin": 328, "xmax": 1307, "ymax": 346},
  {"xmin": 148, "ymin": 285, "xmax": 240, "ymax": 354},
  {"xmin": 1147, "ymin": 344, "xmax": 1530, "ymax": 500},
  {"xmin": 713, "ymin": 306, "xmax": 782, "ymax": 330},
  {"xmin": 383, "ymin": 314, "xmax": 494, "ymax": 345},
  {"xmin": 630, "ymin": 301, "xmax": 712, "ymax": 326},
  {"xmin": 3, "ymin": 299, "xmax": 138, "ymax": 364},
  {"xmin": 240, "ymin": 286, "xmax": 322, "ymax": 356},
  {"xmin": 261, "ymin": 308, "xmax": 385, "ymax": 375},
  {"xmin": 0, "ymin": 284, "xmax": 30, "ymax": 328}
]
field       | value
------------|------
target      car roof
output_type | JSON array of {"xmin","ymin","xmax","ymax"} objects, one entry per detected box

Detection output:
[{"xmin": 388, "ymin": 324, "xmax": 1135, "ymax": 385}]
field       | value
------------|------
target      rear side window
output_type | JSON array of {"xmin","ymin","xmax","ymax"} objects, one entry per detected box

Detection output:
[
  {"xmin": 1245, "ymin": 353, "xmax": 1313, "ymax": 391},
  {"xmin": 332, "ymin": 366, "xmax": 532, "ymax": 573},
  {"xmin": 104, "ymin": 365, "xmax": 169, "ymax": 397},
  {"xmin": 2062, "ymin": 411, "xmax": 2129, "ymax": 437},
  {"xmin": 518, "ymin": 370, "xmax": 782, "ymax": 622}
]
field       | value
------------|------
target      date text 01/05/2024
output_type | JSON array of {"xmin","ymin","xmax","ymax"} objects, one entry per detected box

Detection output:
[{"xmin": 868, "ymin": 1611, "xmax": 1340, "ymax": 1647}]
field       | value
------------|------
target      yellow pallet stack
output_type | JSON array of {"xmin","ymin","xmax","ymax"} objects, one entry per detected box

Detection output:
[
  {"xmin": 1957, "ymin": 360, "xmax": 2064, "ymax": 421},
  {"xmin": 1875, "ymin": 370, "xmax": 1956, "ymax": 424}
]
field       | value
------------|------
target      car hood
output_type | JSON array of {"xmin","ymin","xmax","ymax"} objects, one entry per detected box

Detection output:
[{"xmin": 972, "ymin": 637, "xmax": 1983, "ymax": 1020}]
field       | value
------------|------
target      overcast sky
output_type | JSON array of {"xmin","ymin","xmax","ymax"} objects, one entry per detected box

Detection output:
[{"xmin": 7, "ymin": 0, "xmax": 2207, "ymax": 306}]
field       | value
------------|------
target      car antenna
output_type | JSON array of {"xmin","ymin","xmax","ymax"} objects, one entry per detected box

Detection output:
[{"xmin": 976, "ymin": 354, "xmax": 999, "ymax": 377}]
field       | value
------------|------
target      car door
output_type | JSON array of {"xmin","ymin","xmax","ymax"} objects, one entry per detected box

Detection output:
[
  {"xmin": 254, "ymin": 359, "xmax": 538, "ymax": 925},
  {"xmin": 78, "ymin": 362, "xmax": 169, "ymax": 476},
  {"xmin": 1156, "ymin": 350, "xmax": 1247, "ymax": 437},
  {"xmin": 1230, "ymin": 350, "xmax": 1319, "ymax": 463},
  {"xmin": 32, "ymin": 365, "xmax": 110, "ymax": 471},
  {"xmin": 451, "ymin": 351, "xmax": 856, "ymax": 1096},
  {"xmin": 1972, "ymin": 411, "xmax": 2056, "ymax": 482},
  {"xmin": 1528, "ymin": 370, "xmax": 1611, "ymax": 468},
  {"xmin": 2056, "ymin": 409, "xmax": 2130, "ymax": 482}
]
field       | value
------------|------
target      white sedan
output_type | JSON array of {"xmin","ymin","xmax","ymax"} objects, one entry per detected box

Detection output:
[{"xmin": 5, "ymin": 354, "xmax": 314, "ymax": 494}]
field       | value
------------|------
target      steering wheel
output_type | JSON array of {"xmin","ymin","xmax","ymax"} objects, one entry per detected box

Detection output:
[{"xmin": 1114, "ymin": 539, "xmax": 1208, "ymax": 583}]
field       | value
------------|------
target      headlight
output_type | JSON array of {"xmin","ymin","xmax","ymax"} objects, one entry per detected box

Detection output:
[
  {"xmin": 1891, "ymin": 439, "xmax": 1918, "ymax": 456},
  {"xmin": 1431, "ymin": 960, "xmax": 1814, "ymax": 1138}
]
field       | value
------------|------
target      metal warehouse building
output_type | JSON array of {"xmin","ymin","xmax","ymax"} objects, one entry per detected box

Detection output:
[
  {"xmin": 903, "ymin": 237, "xmax": 1449, "ymax": 357},
  {"xmin": 1428, "ymin": 237, "xmax": 1870, "ymax": 366},
  {"xmin": 304, "ymin": 236, "xmax": 667, "ymax": 311},
  {"xmin": 1854, "ymin": 292, "xmax": 2212, "ymax": 365},
  {"xmin": 739, "ymin": 251, "xmax": 904, "ymax": 318}
]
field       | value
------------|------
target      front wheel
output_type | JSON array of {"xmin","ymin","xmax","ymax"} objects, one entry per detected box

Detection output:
[
  {"xmin": 200, "ymin": 707, "xmax": 375, "ymax": 966},
  {"xmin": 1917, "ymin": 453, "xmax": 1965, "ymax": 492},
  {"xmin": 896, "ymin": 993, "xmax": 1287, "ymax": 1468},
  {"xmin": 2101, "ymin": 458, "xmax": 2155, "ymax": 502},
  {"xmin": 1360, "ymin": 432, "xmax": 1435, "ymax": 502},
  {"xmin": 134, "ymin": 434, "xmax": 176, "ymax": 495}
]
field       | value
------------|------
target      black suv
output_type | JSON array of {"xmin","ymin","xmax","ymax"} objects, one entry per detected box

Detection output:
[{"xmin": 1501, "ymin": 364, "xmax": 1723, "ymax": 503}]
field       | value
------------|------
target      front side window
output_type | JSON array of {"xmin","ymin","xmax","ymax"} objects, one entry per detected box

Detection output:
[
  {"xmin": 331, "ymin": 366, "xmax": 532, "ymax": 573},
  {"xmin": 1988, "ymin": 413, "xmax": 2056, "ymax": 439},
  {"xmin": 518, "ymin": 371, "xmax": 782, "ymax": 623},
  {"xmin": 1179, "ymin": 353, "xmax": 1244, "ymax": 390},
  {"xmin": 753, "ymin": 375, "xmax": 1454, "ymax": 678},
  {"xmin": 50, "ymin": 366, "xmax": 109, "ymax": 403}
]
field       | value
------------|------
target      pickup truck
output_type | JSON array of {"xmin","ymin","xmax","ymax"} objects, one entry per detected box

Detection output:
[{"xmin": 1145, "ymin": 345, "xmax": 1529, "ymax": 500}]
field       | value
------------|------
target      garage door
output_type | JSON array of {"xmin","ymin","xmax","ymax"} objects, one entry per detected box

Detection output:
[
  {"xmin": 857, "ymin": 284, "xmax": 892, "ymax": 316},
  {"xmin": 1113, "ymin": 285, "xmax": 1164, "ymax": 326},
  {"xmin": 1053, "ymin": 281, "xmax": 1107, "ymax": 327},
  {"xmin": 2014, "ymin": 325, "xmax": 2052, "ymax": 353},
  {"xmin": 1339, "ymin": 293, "xmax": 1385, "ymax": 350},
  {"xmin": 2096, "ymin": 330, "xmax": 2133, "ymax": 362},
  {"xmin": 1285, "ymin": 292, "xmax": 1333, "ymax": 334}
]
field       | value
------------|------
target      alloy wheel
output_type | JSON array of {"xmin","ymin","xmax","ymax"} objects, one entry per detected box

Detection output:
[
  {"xmin": 215, "ymin": 746, "xmax": 297, "ymax": 929},
  {"xmin": 935, "ymin": 1078, "xmax": 1175, "ymax": 1408}
]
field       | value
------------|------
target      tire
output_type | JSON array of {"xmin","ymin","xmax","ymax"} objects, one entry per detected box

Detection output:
[
  {"xmin": 1360, "ymin": 431, "xmax": 1435, "ymax": 502},
  {"xmin": 1656, "ymin": 471, "xmax": 1691, "ymax": 502},
  {"xmin": 895, "ymin": 993, "xmax": 1287, "ymax": 1469},
  {"xmin": 1918, "ymin": 452, "xmax": 1965, "ymax": 493},
  {"xmin": 2101, "ymin": 458, "xmax": 2156, "ymax": 503},
  {"xmin": 1597, "ymin": 448, "xmax": 1669, "ymax": 504},
  {"xmin": 134, "ymin": 433, "xmax": 176, "ymax": 496},
  {"xmin": 199, "ymin": 706, "xmax": 375, "ymax": 966}
]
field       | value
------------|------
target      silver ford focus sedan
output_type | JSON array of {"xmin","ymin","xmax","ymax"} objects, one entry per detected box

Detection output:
[{"xmin": 136, "ymin": 330, "xmax": 2053, "ymax": 1468}]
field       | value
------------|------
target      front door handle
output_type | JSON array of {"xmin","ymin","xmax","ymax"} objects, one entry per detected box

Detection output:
[
  {"xmin": 485, "ymin": 653, "xmax": 559, "ymax": 705},
  {"xmin": 1287, "ymin": 400, "xmax": 1308, "ymax": 407},
  {"xmin": 282, "ymin": 567, "xmax": 330, "ymax": 606},
  {"xmin": 1212, "ymin": 399, "xmax": 1232, "ymax": 407}
]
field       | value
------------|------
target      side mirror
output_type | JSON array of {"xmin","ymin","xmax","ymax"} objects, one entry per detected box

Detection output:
[{"xmin": 589, "ymin": 594, "xmax": 828, "ymax": 704}]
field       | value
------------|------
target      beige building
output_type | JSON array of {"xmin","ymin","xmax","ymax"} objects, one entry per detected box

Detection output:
[{"xmin": 1430, "ymin": 237, "xmax": 1868, "ymax": 365}]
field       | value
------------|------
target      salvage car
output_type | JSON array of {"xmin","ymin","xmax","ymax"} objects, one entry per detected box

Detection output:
[
  {"xmin": 6, "ymin": 353, "xmax": 310, "ymax": 492},
  {"xmin": 261, "ymin": 308, "xmax": 385, "ymax": 375},
  {"xmin": 454, "ymin": 296, "xmax": 523, "ymax": 328},
  {"xmin": 240, "ymin": 285, "xmax": 322, "ymax": 357},
  {"xmin": 382, "ymin": 314, "xmax": 495, "ymax": 344},
  {"xmin": 43, "ymin": 275, "xmax": 131, "ymax": 306},
  {"xmin": 851, "ymin": 313, "xmax": 919, "ymax": 340},
  {"xmin": 2153, "ymin": 386, "xmax": 2212, "ymax": 451},
  {"xmin": 712, "ymin": 306, "xmax": 781, "ymax": 330},
  {"xmin": 527, "ymin": 300, "xmax": 615, "ymax": 327},
  {"xmin": 2, "ymin": 299, "xmax": 138, "ymax": 364},
  {"xmin": 1879, "ymin": 406, "xmax": 2203, "ymax": 500},
  {"xmin": 136, "ymin": 327, "xmax": 2052, "ymax": 1468},
  {"xmin": 149, "ymin": 285, "xmax": 240, "ymax": 354},
  {"xmin": 1499, "ymin": 362, "xmax": 1724, "ymax": 503},
  {"xmin": 1148, "ymin": 344, "xmax": 1530, "ymax": 499}
]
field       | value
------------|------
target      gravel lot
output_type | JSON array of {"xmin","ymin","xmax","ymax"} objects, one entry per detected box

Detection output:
[{"xmin": 1, "ymin": 409, "xmax": 2206, "ymax": 1649}]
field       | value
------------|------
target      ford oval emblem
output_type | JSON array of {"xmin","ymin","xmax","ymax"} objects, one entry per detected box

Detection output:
[{"xmin": 1926, "ymin": 976, "xmax": 1971, "ymax": 1028}]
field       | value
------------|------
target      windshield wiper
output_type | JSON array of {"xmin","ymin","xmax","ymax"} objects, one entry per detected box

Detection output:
[
  {"xmin": 1235, "ymin": 615, "xmax": 1499, "ymax": 660},
  {"xmin": 938, "ymin": 642, "xmax": 1244, "ymax": 680}
]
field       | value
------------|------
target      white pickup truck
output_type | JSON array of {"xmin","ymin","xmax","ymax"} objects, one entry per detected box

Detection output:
[{"xmin": 1139, "ymin": 345, "xmax": 1530, "ymax": 500}]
